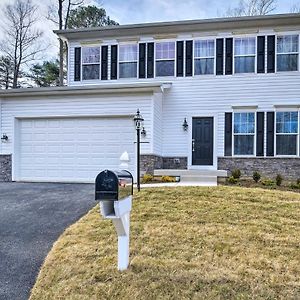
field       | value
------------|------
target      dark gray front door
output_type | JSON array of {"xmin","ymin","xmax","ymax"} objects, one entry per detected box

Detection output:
[{"xmin": 192, "ymin": 117, "xmax": 214, "ymax": 165}]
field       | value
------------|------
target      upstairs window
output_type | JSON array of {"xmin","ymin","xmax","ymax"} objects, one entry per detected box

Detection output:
[
  {"xmin": 234, "ymin": 37, "xmax": 256, "ymax": 73},
  {"xmin": 194, "ymin": 40, "xmax": 215, "ymax": 75},
  {"xmin": 233, "ymin": 112, "xmax": 255, "ymax": 155},
  {"xmin": 82, "ymin": 47, "xmax": 100, "ymax": 80},
  {"xmin": 119, "ymin": 44, "xmax": 138, "ymax": 78},
  {"xmin": 277, "ymin": 35, "xmax": 299, "ymax": 72},
  {"xmin": 155, "ymin": 42, "xmax": 175, "ymax": 76},
  {"xmin": 276, "ymin": 111, "xmax": 298, "ymax": 155}
]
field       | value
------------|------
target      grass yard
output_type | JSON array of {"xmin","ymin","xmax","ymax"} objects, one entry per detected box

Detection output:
[{"xmin": 30, "ymin": 187, "xmax": 300, "ymax": 300}]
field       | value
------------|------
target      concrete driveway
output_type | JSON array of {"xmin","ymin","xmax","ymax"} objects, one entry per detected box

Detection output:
[{"xmin": 0, "ymin": 182, "xmax": 95, "ymax": 300}]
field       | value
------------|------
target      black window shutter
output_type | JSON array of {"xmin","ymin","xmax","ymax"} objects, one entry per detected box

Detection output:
[
  {"xmin": 266, "ymin": 112, "xmax": 275, "ymax": 156},
  {"xmin": 139, "ymin": 43, "xmax": 146, "ymax": 78},
  {"xmin": 74, "ymin": 47, "xmax": 81, "ymax": 81},
  {"xmin": 216, "ymin": 38, "xmax": 224, "ymax": 75},
  {"xmin": 257, "ymin": 36, "xmax": 265, "ymax": 73},
  {"xmin": 185, "ymin": 40, "xmax": 193, "ymax": 76},
  {"xmin": 101, "ymin": 45, "xmax": 108, "ymax": 80},
  {"xmin": 110, "ymin": 45, "xmax": 118, "ymax": 80},
  {"xmin": 176, "ymin": 41, "xmax": 184, "ymax": 77},
  {"xmin": 225, "ymin": 38, "xmax": 233, "ymax": 75},
  {"xmin": 225, "ymin": 112, "xmax": 232, "ymax": 156},
  {"xmin": 256, "ymin": 112, "xmax": 265, "ymax": 156},
  {"xmin": 267, "ymin": 36, "xmax": 275, "ymax": 73},
  {"xmin": 147, "ymin": 43, "xmax": 154, "ymax": 78}
]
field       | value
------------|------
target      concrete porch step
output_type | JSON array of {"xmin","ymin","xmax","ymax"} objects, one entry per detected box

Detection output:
[
  {"xmin": 180, "ymin": 175, "xmax": 217, "ymax": 184},
  {"xmin": 154, "ymin": 169, "xmax": 228, "ymax": 177}
]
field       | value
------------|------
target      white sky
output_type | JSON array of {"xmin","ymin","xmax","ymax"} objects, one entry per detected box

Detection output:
[{"xmin": 0, "ymin": 0, "xmax": 299, "ymax": 63}]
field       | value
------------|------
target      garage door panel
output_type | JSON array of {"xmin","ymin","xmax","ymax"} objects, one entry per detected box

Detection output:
[{"xmin": 18, "ymin": 117, "xmax": 135, "ymax": 182}]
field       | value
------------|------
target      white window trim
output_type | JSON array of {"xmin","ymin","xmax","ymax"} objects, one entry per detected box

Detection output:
[
  {"xmin": 193, "ymin": 38, "xmax": 216, "ymax": 76},
  {"xmin": 81, "ymin": 45, "xmax": 101, "ymax": 81},
  {"xmin": 276, "ymin": 34, "xmax": 299, "ymax": 73},
  {"xmin": 155, "ymin": 40, "xmax": 176, "ymax": 78},
  {"xmin": 274, "ymin": 110, "xmax": 299, "ymax": 157},
  {"xmin": 117, "ymin": 42, "xmax": 138, "ymax": 80},
  {"xmin": 232, "ymin": 111, "xmax": 257, "ymax": 157},
  {"xmin": 233, "ymin": 36, "xmax": 257, "ymax": 75}
]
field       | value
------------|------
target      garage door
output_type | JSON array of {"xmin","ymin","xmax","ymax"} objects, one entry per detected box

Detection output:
[{"xmin": 17, "ymin": 117, "xmax": 135, "ymax": 182}]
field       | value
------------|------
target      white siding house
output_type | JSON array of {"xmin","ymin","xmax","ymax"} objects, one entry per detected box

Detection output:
[{"xmin": 0, "ymin": 13, "xmax": 300, "ymax": 182}]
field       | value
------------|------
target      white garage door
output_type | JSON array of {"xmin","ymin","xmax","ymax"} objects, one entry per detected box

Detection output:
[{"xmin": 17, "ymin": 117, "xmax": 135, "ymax": 182}]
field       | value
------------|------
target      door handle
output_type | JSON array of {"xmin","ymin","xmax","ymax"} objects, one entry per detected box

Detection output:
[{"xmin": 192, "ymin": 139, "xmax": 195, "ymax": 152}]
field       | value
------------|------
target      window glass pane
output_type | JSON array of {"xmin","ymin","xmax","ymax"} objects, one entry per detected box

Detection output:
[
  {"xmin": 276, "ymin": 112, "xmax": 298, "ymax": 133},
  {"xmin": 155, "ymin": 42, "xmax": 175, "ymax": 60},
  {"xmin": 119, "ymin": 44, "xmax": 138, "ymax": 61},
  {"xmin": 276, "ymin": 135, "xmax": 297, "ymax": 155},
  {"xmin": 235, "ymin": 56, "xmax": 255, "ymax": 73},
  {"xmin": 234, "ymin": 113, "xmax": 255, "ymax": 133},
  {"xmin": 235, "ymin": 38, "xmax": 255, "ymax": 55},
  {"xmin": 119, "ymin": 62, "xmax": 137, "ymax": 78},
  {"xmin": 156, "ymin": 60, "xmax": 174, "ymax": 76},
  {"xmin": 82, "ymin": 64, "xmax": 99, "ymax": 80},
  {"xmin": 277, "ymin": 54, "xmax": 298, "ymax": 71},
  {"xmin": 194, "ymin": 58, "xmax": 214, "ymax": 75},
  {"xmin": 234, "ymin": 135, "xmax": 254, "ymax": 155},
  {"xmin": 82, "ymin": 47, "xmax": 100, "ymax": 64},
  {"xmin": 194, "ymin": 40, "xmax": 215, "ymax": 57},
  {"xmin": 277, "ymin": 35, "xmax": 298, "ymax": 53}
]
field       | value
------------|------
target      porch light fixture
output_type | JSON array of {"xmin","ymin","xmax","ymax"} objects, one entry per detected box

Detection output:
[
  {"xmin": 1, "ymin": 134, "xmax": 8, "ymax": 141},
  {"xmin": 141, "ymin": 127, "xmax": 146, "ymax": 137},
  {"xmin": 182, "ymin": 118, "xmax": 188, "ymax": 131}
]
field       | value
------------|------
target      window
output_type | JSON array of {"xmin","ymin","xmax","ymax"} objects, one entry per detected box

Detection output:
[
  {"xmin": 155, "ymin": 42, "xmax": 175, "ymax": 76},
  {"xmin": 82, "ymin": 47, "xmax": 100, "ymax": 80},
  {"xmin": 234, "ymin": 37, "xmax": 256, "ymax": 73},
  {"xmin": 194, "ymin": 40, "xmax": 215, "ymax": 75},
  {"xmin": 276, "ymin": 111, "xmax": 299, "ymax": 155},
  {"xmin": 277, "ymin": 35, "xmax": 299, "ymax": 72},
  {"xmin": 234, "ymin": 112, "xmax": 255, "ymax": 155},
  {"xmin": 119, "ymin": 44, "xmax": 138, "ymax": 78}
]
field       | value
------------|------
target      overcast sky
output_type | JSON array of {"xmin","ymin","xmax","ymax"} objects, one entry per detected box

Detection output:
[{"xmin": 0, "ymin": 0, "xmax": 299, "ymax": 63}]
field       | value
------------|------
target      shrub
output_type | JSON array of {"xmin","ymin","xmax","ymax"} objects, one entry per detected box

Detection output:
[
  {"xmin": 261, "ymin": 178, "xmax": 275, "ymax": 187},
  {"xmin": 290, "ymin": 182, "xmax": 300, "ymax": 189},
  {"xmin": 161, "ymin": 176, "xmax": 176, "ymax": 183},
  {"xmin": 252, "ymin": 171, "xmax": 261, "ymax": 183},
  {"xmin": 141, "ymin": 174, "xmax": 153, "ymax": 183},
  {"xmin": 227, "ymin": 176, "xmax": 238, "ymax": 184},
  {"xmin": 231, "ymin": 169, "xmax": 241, "ymax": 179},
  {"xmin": 297, "ymin": 179, "xmax": 300, "ymax": 185},
  {"xmin": 275, "ymin": 174, "xmax": 283, "ymax": 186}
]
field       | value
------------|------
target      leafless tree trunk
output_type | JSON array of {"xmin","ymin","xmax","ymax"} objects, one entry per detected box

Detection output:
[
  {"xmin": 290, "ymin": 4, "xmax": 300, "ymax": 13},
  {"xmin": 226, "ymin": 0, "xmax": 277, "ymax": 17},
  {"xmin": 48, "ymin": 0, "xmax": 83, "ymax": 86},
  {"xmin": 0, "ymin": 0, "xmax": 43, "ymax": 88}
]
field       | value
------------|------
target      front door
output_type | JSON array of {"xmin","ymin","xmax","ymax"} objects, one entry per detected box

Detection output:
[{"xmin": 192, "ymin": 117, "xmax": 214, "ymax": 165}]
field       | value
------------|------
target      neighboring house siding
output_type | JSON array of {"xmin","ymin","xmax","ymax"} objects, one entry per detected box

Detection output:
[{"xmin": 152, "ymin": 92, "xmax": 163, "ymax": 156}]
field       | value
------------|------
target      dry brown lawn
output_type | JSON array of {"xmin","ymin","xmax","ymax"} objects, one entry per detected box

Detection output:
[{"xmin": 30, "ymin": 186, "xmax": 300, "ymax": 300}]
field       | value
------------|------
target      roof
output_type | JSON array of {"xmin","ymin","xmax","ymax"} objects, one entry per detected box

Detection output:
[
  {"xmin": 54, "ymin": 13, "xmax": 300, "ymax": 41},
  {"xmin": 0, "ymin": 82, "xmax": 172, "ymax": 98}
]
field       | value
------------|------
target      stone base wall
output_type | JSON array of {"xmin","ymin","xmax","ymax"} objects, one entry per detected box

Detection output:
[
  {"xmin": 0, "ymin": 154, "xmax": 12, "ymax": 182},
  {"xmin": 140, "ymin": 155, "xmax": 188, "ymax": 174},
  {"xmin": 218, "ymin": 157, "xmax": 300, "ymax": 180}
]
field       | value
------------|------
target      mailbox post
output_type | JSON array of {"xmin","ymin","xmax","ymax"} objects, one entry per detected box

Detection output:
[{"xmin": 95, "ymin": 170, "xmax": 133, "ymax": 271}]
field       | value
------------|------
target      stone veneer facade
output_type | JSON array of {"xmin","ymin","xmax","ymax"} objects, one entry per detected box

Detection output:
[
  {"xmin": 140, "ymin": 155, "xmax": 187, "ymax": 174},
  {"xmin": 0, "ymin": 154, "xmax": 12, "ymax": 182},
  {"xmin": 218, "ymin": 157, "xmax": 300, "ymax": 180}
]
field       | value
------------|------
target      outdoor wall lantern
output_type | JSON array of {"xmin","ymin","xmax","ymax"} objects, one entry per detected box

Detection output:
[
  {"xmin": 141, "ymin": 127, "xmax": 147, "ymax": 137},
  {"xmin": 133, "ymin": 109, "xmax": 144, "ymax": 192},
  {"xmin": 1, "ymin": 134, "xmax": 8, "ymax": 142},
  {"xmin": 182, "ymin": 118, "xmax": 188, "ymax": 131}
]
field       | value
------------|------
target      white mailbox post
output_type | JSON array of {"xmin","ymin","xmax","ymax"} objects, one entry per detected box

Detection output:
[{"xmin": 95, "ymin": 170, "xmax": 133, "ymax": 271}]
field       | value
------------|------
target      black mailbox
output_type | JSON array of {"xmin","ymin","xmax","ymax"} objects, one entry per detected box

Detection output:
[{"xmin": 95, "ymin": 170, "xmax": 133, "ymax": 201}]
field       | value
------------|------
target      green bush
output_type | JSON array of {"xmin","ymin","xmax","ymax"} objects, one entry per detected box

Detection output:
[
  {"xmin": 252, "ymin": 171, "xmax": 261, "ymax": 183},
  {"xmin": 275, "ymin": 174, "xmax": 283, "ymax": 186},
  {"xmin": 261, "ymin": 178, "xmax": 275, "ymax": 187},
  {"xmin": 227, "ymin": 176, "xmax": 238, "ymax": 184},
  {"xmin": 141, "ymin": 173, "xmax": 153, "ymax": 183},
  {"xmin": 290, "ymin": 183, "xmax": 300, "ymax": 189},
  {"xmin": 231, "ymin": 169, "xmax": 241, "ymax": 179},
  {"xmin": 161, "ymin": 176, "xmax": 176, "ymax": 183},
  {"xmin": 297, "ymin": 179, "xmax": 300, "ymax": 185}
]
